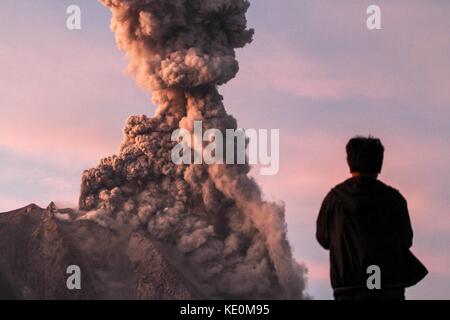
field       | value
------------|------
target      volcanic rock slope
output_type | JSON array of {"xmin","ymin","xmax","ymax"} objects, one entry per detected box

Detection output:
[{"xmin": 0, "ymin": 204, "xmax": 199, "ymax": 300}]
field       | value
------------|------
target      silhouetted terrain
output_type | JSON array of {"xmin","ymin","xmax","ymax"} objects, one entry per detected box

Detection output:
[{"xmin": 0, "ymin": 204, "xmax": 199, "ymax": 300}]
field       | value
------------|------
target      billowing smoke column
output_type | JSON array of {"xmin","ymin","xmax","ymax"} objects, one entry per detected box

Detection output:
[{"xmin": 79, "ymin": 0, "xmax": 307, "ymax": 299}]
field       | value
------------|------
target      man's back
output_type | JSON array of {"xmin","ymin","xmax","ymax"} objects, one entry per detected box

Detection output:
[
  {"xmin": 317, "ymin": 136, "xmax": 427, "ymax": 300},
  {"xmin": 317, "ymin": 176, "xmax": 426, "ymax": 297}
]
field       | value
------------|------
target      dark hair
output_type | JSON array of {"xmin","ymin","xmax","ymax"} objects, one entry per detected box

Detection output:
[{"xmin": 346, "ymin": 136, "xmax": 384, "ymax": 174}]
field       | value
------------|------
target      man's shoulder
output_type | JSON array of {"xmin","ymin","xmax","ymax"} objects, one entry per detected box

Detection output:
[
  {"xmin": 376, "ymin": 180, "xmax": 407, "ymax": 203},
  {"xmin": 330, "ymin": 178, "xmax": 353, "ymax": 191},
  {"xmin": 328, "ymin": 178, "xmax": 358, "ymax": 196},
  {"xmin": 329, "ymin": 178, "xmax": 406, "ymax": 200},
  {"xmin": 377, "ymin": 179, "xmax": 402, "ymax": 193},
  {"xmin": 323, "ymin": 179, "xmax": 353, "ymax": 203}
]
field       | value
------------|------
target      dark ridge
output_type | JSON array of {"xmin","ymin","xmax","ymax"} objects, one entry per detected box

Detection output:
[{"xmin": 0, "ymin": 203, "xmax": 199, "ymax": 300}]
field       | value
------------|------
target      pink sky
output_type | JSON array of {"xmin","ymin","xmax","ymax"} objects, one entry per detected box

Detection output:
[{"xmin": 0, "ymin": 0, "xmax": 449, "ymax": 299}]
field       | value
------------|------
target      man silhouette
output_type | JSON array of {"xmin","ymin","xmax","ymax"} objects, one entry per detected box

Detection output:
[{"xmin": 316, "ymin": 136, "xmax": 427, "ymax": 300}]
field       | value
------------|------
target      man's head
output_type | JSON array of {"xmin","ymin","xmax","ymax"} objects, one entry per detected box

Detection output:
[{"xmin": 346, "ymin": 136, "xmax": 384, "ymax": 177}]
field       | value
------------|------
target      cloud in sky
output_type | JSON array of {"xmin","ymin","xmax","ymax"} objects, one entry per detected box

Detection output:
[
  {"xmin": 232, "ymin": 0, "xmax": 450, "ymax": 108},
  {"xmin": 0, "ymin": 0, "xmax": 449, "ymax": 299}
]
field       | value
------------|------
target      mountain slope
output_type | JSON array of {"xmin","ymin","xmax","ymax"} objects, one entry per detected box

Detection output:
[{"xmin": 0, "ymin": 204, "xmax": 199, "ymax": 300}]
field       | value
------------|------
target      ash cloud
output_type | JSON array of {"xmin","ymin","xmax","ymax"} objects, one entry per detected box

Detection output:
[{"xmin": 79, "ymin": 0, "xmax": 307, "ymax": 299}]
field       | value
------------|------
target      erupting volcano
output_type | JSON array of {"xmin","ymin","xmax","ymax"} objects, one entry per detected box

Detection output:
[{"xmin": 0, "ymin": 0, "xmax": 307, "ymax": 300}]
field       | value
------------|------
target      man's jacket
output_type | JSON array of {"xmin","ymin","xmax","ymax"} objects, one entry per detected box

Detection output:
[{"xmin": 316, "ymin": 176, "xmax": 428, "ymax": 293}]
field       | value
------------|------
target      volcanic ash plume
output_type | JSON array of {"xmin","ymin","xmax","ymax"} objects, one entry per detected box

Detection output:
[{"xmin": 79, "ymin": 0, "xmax": 307, "ymax": 299}]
